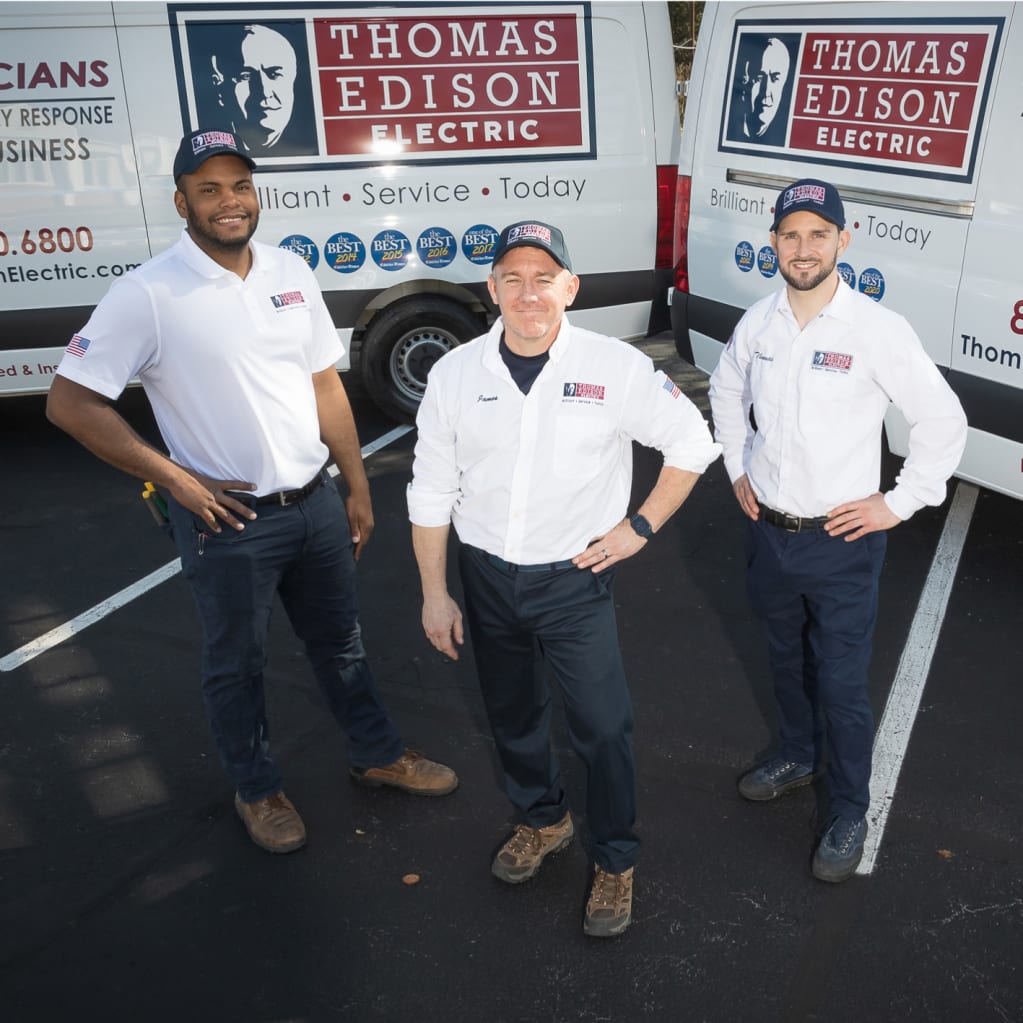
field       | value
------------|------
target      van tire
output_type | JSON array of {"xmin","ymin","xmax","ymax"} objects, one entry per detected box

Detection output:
[{"xmin": 359, "ymin": 297, "xmax": 484, "ymax": 422}]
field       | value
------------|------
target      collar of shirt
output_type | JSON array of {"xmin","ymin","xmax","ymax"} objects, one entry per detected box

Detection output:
[
  {"xmin": 177, "ymin": 228, "xmax": 263, "ymax": 281},
  {"xmin": 775, "ymin": 276, "xmax": 857, "ymax": 330},
  {"xmin": 481, "ymin": 313, "xmax": 573, "ymax": 375}
]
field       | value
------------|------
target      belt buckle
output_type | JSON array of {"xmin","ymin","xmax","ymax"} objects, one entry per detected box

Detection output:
[
  {"xmin": 782, "ymin": 513, "xmax": 800, "ymax": 532},
  {"xmin": 278, "ymin": 490, "xmax": 293, "ymax": 507}
]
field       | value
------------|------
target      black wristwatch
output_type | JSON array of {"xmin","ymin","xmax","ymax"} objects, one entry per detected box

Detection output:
[{"xmin": 630, "ymin": 513, "xmax": 654, "ymax": 539}]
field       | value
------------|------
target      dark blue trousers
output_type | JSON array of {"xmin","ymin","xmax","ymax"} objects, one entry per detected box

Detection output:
[
  {"xmin": 457, "ymin": 545, "xmax": 639, "ymax": 873},
  {"xmin": 169, "ymin": 475, "xmax": 404, "ymax": 801},
  {"xmin": 745, "ymin": 516, "xmax": 886, "ymax": 819}
]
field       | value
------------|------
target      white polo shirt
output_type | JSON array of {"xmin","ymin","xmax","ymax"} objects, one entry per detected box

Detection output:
[
  {"xmin": 56, "ymin": 230, "xmax": 342, "ymax": 495},
  {"xmin": 407, "ymin": 316, "xmax": 721, "ymax": 564},
  {"xmin": 708, "ymin": 279, "xmax": 968, "ymax": 521}
]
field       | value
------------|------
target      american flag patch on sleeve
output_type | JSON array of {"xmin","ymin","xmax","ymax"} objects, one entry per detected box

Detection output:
[
  {"xmin": 66, "ymin": 334, "xmax": 91, "ymax": 359},
  {"xmin": 662, "ymin": 376, "xmax": 681, "ymax": 399}
]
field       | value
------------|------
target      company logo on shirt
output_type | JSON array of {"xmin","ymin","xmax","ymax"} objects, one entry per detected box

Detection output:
[
  {"xmin": 563, "ymin": 381, "xmax": 605, "ymax": 401},
  {"xmin": 812, "ymin": 350, "xmax": 853, "ymax": 373},
  {"xmin": 270, "ymin": 290, "xmax": 306, "ymax": 310}
]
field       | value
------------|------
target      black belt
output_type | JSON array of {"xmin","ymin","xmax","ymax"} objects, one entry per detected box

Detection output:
[
  {"xmin": 232, "ymin": 472, "xmax": 325, "ymax": 508},
  {"xmin": 478, "ymin": 548, "xmax": 576, "ymax": 573},
  {"xmin": 758, "ymin": 502, "xmax": 829, "ymax": 533}
]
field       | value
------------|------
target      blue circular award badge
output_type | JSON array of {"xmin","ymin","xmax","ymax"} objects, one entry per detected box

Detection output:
[
  {"xmin": 734, "ymin": 241, "xmax": 755, "ymax": 273},
  {"xmin": 462, "ymin": 224, "xmax": 498, "ymax": 265},
  {"xmin": 757, "ymin": 245, "xmax": 778, "ymax": 278},
  {"xmin": 838, "ymin": 262, "xmax": 856, "ymax": 288},
  {"xmin": 417, "ymin": 227, "xmax": 457, "ymax": 269},
  {"xmin": 278, "ymin": 234, "xmax": 319, "ymax": 270},
  {"xmin": 371, "ymin": 230, "xmax": 412, "ymax": 272},
  {"xmin": 857, "ymin": 267, "xmax": 885, "ymax": 302},
  {"xmin": 324, "ymin": 232, "xmax": 366, "ymax": 274}
]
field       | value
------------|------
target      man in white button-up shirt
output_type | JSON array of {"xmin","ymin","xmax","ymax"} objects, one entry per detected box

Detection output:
[
  {"xmin": 408, "ymin": 220, "xmax": 720, "ymax": 937},
  {"xmin": 708, "ymin": 179, "xmax": 967, "ymax": 883}
]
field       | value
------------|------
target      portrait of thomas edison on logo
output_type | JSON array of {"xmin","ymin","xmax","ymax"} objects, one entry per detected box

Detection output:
[
  {"xmin": 186, "ymin": 19, "xmax": 318, "ymax": 157},
  {"xmin": 725, "ymin": 33, "xmax": 797, "ymax": 147}
]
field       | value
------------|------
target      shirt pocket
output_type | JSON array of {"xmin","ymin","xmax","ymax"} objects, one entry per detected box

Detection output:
[{"xmin": 552, "ymin": 414, "xmax": 613, "ymax": 479}]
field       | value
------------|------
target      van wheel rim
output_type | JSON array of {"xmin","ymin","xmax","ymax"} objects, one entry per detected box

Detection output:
[{"xmin": 389, "ymin": 328, "xmax": 458, "ymax": 402}]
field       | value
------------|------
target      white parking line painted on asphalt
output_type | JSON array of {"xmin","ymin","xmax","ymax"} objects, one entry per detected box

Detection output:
[
  {"xmin": 858, "ymin": 481, "xmax": 979, "ymax": 875},
  {"xmin": 0, "ymin": 425, "xmax": 414, "ymax": 673}
]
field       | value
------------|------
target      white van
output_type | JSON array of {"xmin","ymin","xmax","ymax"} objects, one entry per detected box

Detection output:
[
  {"xmin": 671, "ymin": 1, "xmax": 1022, "ymax": 500},
  {"xmin": 0, "ymin": 1, "xmax": 680, "ymax": 420}
]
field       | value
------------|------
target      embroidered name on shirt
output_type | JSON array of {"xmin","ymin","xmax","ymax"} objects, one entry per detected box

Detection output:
[
  {"xmin": 271, "ymin": 291, "xmax": 306, "ymax": 309},
  {"xmin": 754, "ymin": 351, "xmax": 774, "ymax": 362},
  {"xmin": 477, "ymin": 394, "xmax": 498, "ymax": 402},
  {"xmin": 563, "ymin": 382, "xmax": 605, "ymax": 401},
  {"xmin": 812, "ymin": 350, "xmax": 853, "ymax": 373}
]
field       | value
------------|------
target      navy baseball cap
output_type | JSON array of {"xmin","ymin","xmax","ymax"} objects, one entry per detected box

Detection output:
[
  {"xmin": 771, "ymin": 178, "xmax": 845, "ymax": 232},
  {"xmin": 492, "ymin": 221, "xmax": 573, "ymax": 272},
  {"xmin": 173, "ymin": 129, "xmax": 256, "ymax": 180}
]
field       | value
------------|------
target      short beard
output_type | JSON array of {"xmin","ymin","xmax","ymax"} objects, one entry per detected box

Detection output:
[
  {"xmin": 186, "ymin": 210, "xmax": 258, "ymax": 254},
  {"xmin": 780, "ymin": 256, "xmax": 835, "ymax": 292}
]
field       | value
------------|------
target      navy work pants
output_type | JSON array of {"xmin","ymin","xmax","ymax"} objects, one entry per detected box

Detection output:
[
  {"xmin": 169, "ymin": 474, "xmax": 404, "ymax": 802},
  {"xmin": 458, "ymin": 545, "xmax": 639, "ymax": 873},
  {"xmin": 745, "ymin": 515, "xmax": 886, "ymax": 819}
]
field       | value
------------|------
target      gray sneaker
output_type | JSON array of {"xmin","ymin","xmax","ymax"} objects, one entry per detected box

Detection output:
[
  {"xmin": 491, "ymin": 812, "xmax": 574, "ymax": 884},
  {"xmin": 738, "ymin": 754, "xmax": 821, "ymax": 801},
  {"xmin": 812, "ymin": 815, "xmax": 867, "ymax": 883}
]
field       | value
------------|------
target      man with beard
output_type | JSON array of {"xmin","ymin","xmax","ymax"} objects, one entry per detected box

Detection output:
[
  {"xmin": 46, "ymin": 130, "xmax": 457, "ymax": 856},
  {"xmin": 708, "ymin": 179, "xmax": 966, "ymax": 883}
]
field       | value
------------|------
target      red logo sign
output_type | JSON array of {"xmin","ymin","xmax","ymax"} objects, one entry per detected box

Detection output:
[
  {"xmin": 720, "ymin": 19, "xmax": 1003, "ymax": 181},
  {"xmin": 174, "ymin": 5, "xmax": 592, "ymax": 169}
]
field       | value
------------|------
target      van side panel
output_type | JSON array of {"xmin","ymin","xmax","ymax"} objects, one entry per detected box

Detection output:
[
  {"xmin": 0, "ymin": 2, "xmax": 682, "ymax": 416},
  {"xmin": 674, "ymin": 1, "xmax": 1022, "ymax": 500},
  {"xmin": 0, "ymin": 5, "xmax": 151, "ymax": 393}
]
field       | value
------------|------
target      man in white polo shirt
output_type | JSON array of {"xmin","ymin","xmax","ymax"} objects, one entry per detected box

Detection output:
[
  {"xmin": 407, "ymin": 221, "xmax": 720, "ymax": 937},
  {"xmin": 709, "ymin": 178, "xmax": 967, "ymax": 883},
  {"xmin": 46, "ymin": 129, "xmax": 457, "ymax": 855}
]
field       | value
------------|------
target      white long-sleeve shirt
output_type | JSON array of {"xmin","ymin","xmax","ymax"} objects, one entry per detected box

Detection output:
[
  {"xmin": 408, "ymin": 316, "xmax": 721, "ymax": 564},
  {"xmin": 708, "ymin": 280, "xmax": 968, "ymax": 520}
]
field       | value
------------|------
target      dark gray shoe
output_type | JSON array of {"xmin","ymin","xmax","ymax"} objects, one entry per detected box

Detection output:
[
  {"xmin": 738, "ymin": 754, "xmax": 821, "ymax": 801},
  {"xmin": 812, "ymin": 815, "xmax": 867, "ymax": 883}
]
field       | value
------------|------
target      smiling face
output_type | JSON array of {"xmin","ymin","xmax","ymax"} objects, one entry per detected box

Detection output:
[
  {"xmin": 487, "ymin": 246, "xmax": 579, "ymax": 355},
  {"xmin": 771, "ymin": 210, "xmax": 849, "ymax": 293},
  {"xmin": 174, "ymin": 154, "xmax": 260, "ymax": 266}
]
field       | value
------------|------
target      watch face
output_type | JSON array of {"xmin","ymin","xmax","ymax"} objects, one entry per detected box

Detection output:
[{"xmin": 631, "ymin": 514, "xmax": 653, "ymax": 538}]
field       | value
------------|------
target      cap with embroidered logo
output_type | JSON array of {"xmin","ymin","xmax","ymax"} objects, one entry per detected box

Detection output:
[
  {"xmin": 492, "ymin": 221, "xmax": 572, "ymax": 272},
  {"xmin": 173, "ymin": 129, "xmax": 256, "ymax": 180},
  {"xmin": 770, "ymin": 178, "xmax": 845, "ymax": 232}
]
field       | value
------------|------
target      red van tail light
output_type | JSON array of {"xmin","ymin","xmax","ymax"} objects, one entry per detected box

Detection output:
[
  {"xmin": 673, "ymin": 173, "xmax": 692, "ymax": 293},
  {"xmin": 655, "ymin": 164, "xmax": 677, "ymax": 269}
]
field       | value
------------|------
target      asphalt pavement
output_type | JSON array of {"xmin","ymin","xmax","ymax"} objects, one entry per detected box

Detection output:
[{"xmin": 1, "ymin": 337, "xmax": 1021, "ymax": 1023}]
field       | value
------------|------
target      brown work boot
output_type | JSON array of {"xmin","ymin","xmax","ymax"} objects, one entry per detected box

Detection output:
[
  {"xmin": 491, "ymin": 812, "xmax": 575, "ymax": 884},
  {"xmin": 234, "ymin": 791, "xmax": 307, "ymax": 854},
  {"xmin": 583, "ymin": 865, "xmax": 634, "ymax": 938},
  {"xmin": 349, "ymin": 749, "xmax": 458, "ymax": 796}
]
